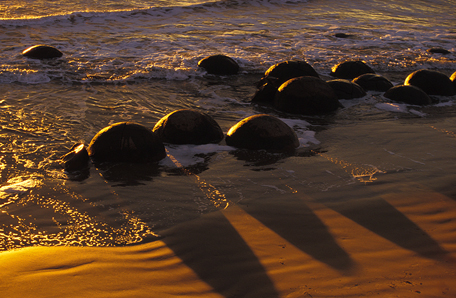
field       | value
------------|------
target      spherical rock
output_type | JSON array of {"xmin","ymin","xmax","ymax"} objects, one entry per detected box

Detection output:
[
  {"xmin": 197, "ymin": 54, "xmax": 239, "ymax": 75},
  {"xmin": 274, "ymin": 76, "xmax": 341, "ymax": 115},
  {"xmin": 226, "ymin": 114, "xmax": 299, "ymax": 152},
  {"xmin": 87, "ymin": 122, "xmax": 166, "ymax": 163},
  {"xmin": 326, "ymin": 79, "xmax": 366, "ymax": 99},
  {"xmin": 384, "ymin": 85, "xmax": 432, "ymax": 105},
  {"xmin": 22, "ymin": 45, "xmax": 63, "ymax": 59},
  {"xmin": 153, "ymin": 109, "xmax": 224, "ymax": 145},
  {"xmin": 404, "ymin": 69, "xmax": 456, "ymax": 96},
  {"xmin": 262, "ymin": 60, "xmax": 319, "ymax": 86},
  {"xmin": 61, "ymin": 143, "xmax": 90, "ymax": 172},
  {"xmin": 427, "ymin": 47, "xmax": 451, "ymax": 55},
  {"xmin": 352, "ymin": 73, "xmax": 394, "ymax": 92},
  {"xmin": 330, "ymin": 60, "xmax": 375, "ymax": 80}
]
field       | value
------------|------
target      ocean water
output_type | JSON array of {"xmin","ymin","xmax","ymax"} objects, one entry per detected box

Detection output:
[{"xmin": 1, "ymin": 0, "xmax": 455, "ymax": 250}]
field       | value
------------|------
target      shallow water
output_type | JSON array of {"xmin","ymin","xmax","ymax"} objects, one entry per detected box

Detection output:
[{"xmin": 1, "ymin": 0, "xmax": 456, "ymax": 251}]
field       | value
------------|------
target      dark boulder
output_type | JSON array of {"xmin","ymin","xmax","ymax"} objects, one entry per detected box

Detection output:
[
  {"xmin": 261, "ymin": 60, "xmax": 319, "ymax": 86},
  {"xmin": 427, "ymin": 48, "xmax": 451, "ymax": 55},
  {"xmin": 404, "ymin": 69, "xmax": 456, "ymax": 96},
  {"xmin": 22, "ymin": 45, "xmax": 63, "ymax": 59},
  {"xmin": 384, "ymin": 85, "xmax": 432, "ymax": 105},
  {"xmin": 197, "ymin": 54, "xmax": 239, "ymax": 75},
  {"xmin": 330, "ymin": 60, "xmax": 375, "ymax": 80},
  {"xmin": 153, "ymin": 109, "xmax": 224, "ymax": 145},
  {"xmin": 61, "ymin": 143, "xmax": 90, "ymax": 172},
  {"xmin": 87, "ymin": 122, "xmax": 166, "ymax": 163},
  {"xmin": 226, "ymin": 114, "xmax": 299, "ymax": 152},
  {"xmin": 335, "ymin": 33, "xmax": 351, "ymax": 38},
  {"xmin": 352, "ymin": 73, "xmax": 394, "ymax": 92},
  {"xmin": 326, "ymin": 79, "xmax": 366, "ymax": 99},
  {"xmin": 274, "ymin": 76, "xmax": 342, "ymax": 115},
  {"xmin": 253, "ymin": 60, "xmax": 319, "ymax": 105}
]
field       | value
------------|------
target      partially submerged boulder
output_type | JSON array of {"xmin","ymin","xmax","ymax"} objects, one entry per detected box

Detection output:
[
  {"xmin": 274, "ymin": 76, "xmax": 341, "ymax": 115},
  {"xmin": 330, "ymin": 60, "xmax": 375, "ymax": 80},
  {"xmin": 450, "ymin": 71, "xmax": 456, "ymax": 90},
  {"xmin": 197, "ymin": 54, "xmax": 239, "ymax": 75},
  {"xmin": 326, "ymin": 79, "xmax": 366, "ymax": 99},
  {"xmin": 61, "ymin": 143, "xmax": 90, "ymax": 172},
  {"xmin": 352, "ymin": 73, "xmax": 393, "ymax": 92},
  {"xmin": 384, "ymin": 85, "xmax": 432, "ymax": 105},
  {"xmin": 226, "ymin": 114, "xmax": 299, "ymax": 152},
  {"xmin": 253, "ymin": 60, "xmax": 319, "ymax": 104},
  {"xmin": 87, "ymin": 122, "xmax": 166, "ymax": 163},
  {"xmin": 153, "ymin": 109, "xmax": 224, "ymax": 145},
  {"xmin": 427, "ymin": 47, "xmax": 451, "ymax": 55},
  {"xmin": 404, "ymin": 69, "xmax": 455, "ymax": 96},
  {"xmin": 22, "ymin": 45, "xmax": 63, "ymax": 59}
]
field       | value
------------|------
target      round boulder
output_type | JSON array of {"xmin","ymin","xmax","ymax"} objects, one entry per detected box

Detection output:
[
  {"xmin": 225, "ymin": 114, "xmax": 299, "ymax": 152},
  {"xmin": 274, "ymin": 76, "xmax": 341, "ymax": 115},
  {"xmin": 22, "ymin": 45, "xmax": 63, "ymax": 59},
  {"xmin": 197, "ymin": 54, "xmax": 239, "ymax": 75},
  {"xmin": 404, "ymin": 69, "xmax": 455, "ymax": 96},
  {"xmin": 153, "ymin": 109, "xmax": 224, "ymax": 145},
  {"xmin": 352, "ymin": 73, "xmax": 393, "ymax": 92},
  {"xmin": 384, "ymin": 85, "xmax": 432, "ymax": 105},
  {"xmin": 326, "ymin": 79, "xmax": 366, "ymax": 99},
  {"xmin": 61, "ymin": 143, "xmax": 90, "ymax": 172},
  {"xmin": 87, "ymin": 122, "xmax": 166, "ymax": 163},
  {"xmin": 330, "ymin": 60, "xmax": 375, "ymax": 80}
]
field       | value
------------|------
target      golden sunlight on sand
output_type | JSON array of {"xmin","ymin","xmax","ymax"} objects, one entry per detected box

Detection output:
[{"xmin": 1, "ymin": 187, "xmax": 455, "ymax": 297}]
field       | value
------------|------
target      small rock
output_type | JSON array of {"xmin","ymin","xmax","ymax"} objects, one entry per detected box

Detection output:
[{"xmin": 22, "ymin": 45, "xmax": 63, "ymax": 59}]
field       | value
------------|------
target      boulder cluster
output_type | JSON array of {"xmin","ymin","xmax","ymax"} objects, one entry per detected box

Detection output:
[{"xmin": 25, "ymin": 46, "xmax": 453, "ymax": 171}]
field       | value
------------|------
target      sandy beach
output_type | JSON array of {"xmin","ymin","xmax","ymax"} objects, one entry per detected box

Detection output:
[{"xmin": 1, "ymin": 182, "xmax": 456, "ymax": 297}]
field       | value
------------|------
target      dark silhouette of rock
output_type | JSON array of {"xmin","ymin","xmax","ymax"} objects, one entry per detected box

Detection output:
[
  {"xmin": 225, "ymin": 114, "xmax": 299, "ymax": 152},
  {"xmin": 253, "ymin": 61, "xmax": 319, "ymax": 104},
  {"xmin": 153, "ymin": 109, "xmax": 224, "ymax": 145},
  {"xmin": 22, "ymin": 45, "xmax": 63, "ymax": 59},
  {"xmin": 326, "ymin": 79, "xmax": 366, "ymax": 99},
  {"xmin": 335, "ymin": 33, "xmax": 351, "ymax": 38},
  {"xmin": 404, "ymin": 69, "xmax": 456, "ymax": 96},
  {"xmin": 330, "ymin": 60, "xmax": 375, "ymax": 80},
  {"xmin": 197, "ymin": 54, "xmax": 239, "ymax": 75},
  {"xmin": 384, "ymin": 85, "xmax": 432, "ymax": 105},
  {"xmin": 61, "ymin": 143, "xmax": 90, "ymax": 172},
  {"xmin": 352, "ymin": 73, "xmax": 394, "ymax": 92},
  {"xmin": 87, "ymin": 122, "xmax": 166, "ymax": 163},
  {"xmin": 274, "ymin": 76, "xmax": 341, "ymax": 115},
  {"xmin": 427, "ymin": 48, "xmax": 451, "ymax": 55}
]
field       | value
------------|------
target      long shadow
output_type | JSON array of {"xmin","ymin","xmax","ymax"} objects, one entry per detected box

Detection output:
[
  {"xmin": 241, "ymin": 197, "xmax": 356, "ymax": 273},
  {"xmin": 162, "ymin": 212, "xmax": 280, "ymax": 298},
  {"xmin": 326, "ymin": 197, "xmax": 452, "ymax": 261}
]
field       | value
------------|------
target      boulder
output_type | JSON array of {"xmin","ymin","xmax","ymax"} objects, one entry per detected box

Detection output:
[
  {"xmin": 326, "ymin": 79, "xmax": 366, "ymax": 99},
  {"xmin": 352, "ymin": 73, "xmax": 394, "ymax": 92},
  {"xmin": 384, "ymin": 85, "xmax": 432, "ymax": 105},
  {"xmin": 153, "ymin": 109, "xmax": 224, "ymax": 145},
  {"xmin": 87, "ymin": 122, "xmax": 166, "ymax": 163},
  {"xmin": 22, "ymin": 45, "xmax": 63, "ymax": 59},
  {"xmin": 274, "ymin": 76, "xmax": 341, "ymax": 115},
  {"xmin": 61, "ymin": 143, "xmax": 90, "ymax": 172},
  {"xmin": 330, "ymin": 60, "xmax": 375, "ymax": 80},
  {"xmin": 404, "ymin": 69, "xmax": 456, "ymax": 96},
  {"xmin": 427, "ymin": 48, "xmax": 451, "ymax": 55},
  {"xmin": 225, "ymin": 114, "xmax": 299, "ymax": 151},
  {"xmin": 197, "ymin": 54, "xmax": 239, "ymax": 75}
]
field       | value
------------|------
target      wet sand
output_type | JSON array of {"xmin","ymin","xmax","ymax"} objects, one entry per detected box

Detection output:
[{"xmin": 1, "ymin": 184, "xmax": 456, "ymax": 297}]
